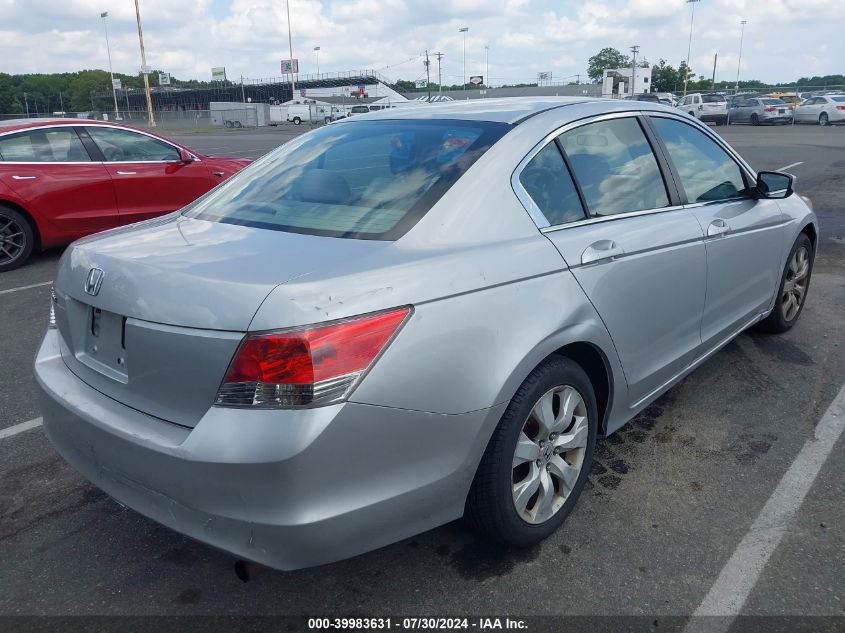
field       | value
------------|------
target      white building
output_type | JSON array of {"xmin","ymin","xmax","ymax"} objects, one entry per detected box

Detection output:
[{"xmin": 601, "ymin": 67, "xmax": 652, "ymax": 98}]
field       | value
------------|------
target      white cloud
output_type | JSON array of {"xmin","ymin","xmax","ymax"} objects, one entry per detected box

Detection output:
[{"xmin": 0, "ymin": 0, "xmax": 841, "ymax": 85}]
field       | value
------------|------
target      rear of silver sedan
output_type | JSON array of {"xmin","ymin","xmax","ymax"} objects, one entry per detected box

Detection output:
[{"xmin": 34, "ymin": 114, "xmax": 555, "ymax": 570}]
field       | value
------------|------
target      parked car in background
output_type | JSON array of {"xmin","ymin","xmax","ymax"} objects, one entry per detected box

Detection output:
[
  {"xmin": 629, "ymin": 93, "xmax": 661, "ymax": 103},
  {"xmin": 766, "ymin": 93, "xmax": 801, "ymax": 106},
  {"xmin": 793, "ymin": 95, "xmax": 845, "ymax": 126},
  {"xmin": 0, "ymin": 119, "xmax": 250, "ymax": 271},
  {"xmin": 37, "ymin": 98, "xmax": 817, "ymax": 571},
  {"xmin": 677, "ymin": 93, "xmax": 728, "ymax": 125},
  {"xmin": 728, "ymin": 97, "xmax": 793, "ymax": 125},
  {"xmin": 728, "ymin": 93, "xmax": 759, "ymax": 109}
]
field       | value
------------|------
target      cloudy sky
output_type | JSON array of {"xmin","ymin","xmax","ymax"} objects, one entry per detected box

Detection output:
[{"xmin": 1, "ymin": 0, "xmax": 841, "ymax": 85}]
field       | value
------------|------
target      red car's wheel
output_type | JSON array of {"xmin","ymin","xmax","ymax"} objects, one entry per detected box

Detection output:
[{"xmin": 0, "ymin": 205, "xmax": 34, "ymax": 272}]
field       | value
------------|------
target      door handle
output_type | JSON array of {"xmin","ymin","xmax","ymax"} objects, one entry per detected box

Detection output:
[
  {"xmin": 707, "ymin": 219, "xmax": 730, "ymax": 238},
  {"xmin": 581, "ymin": 239, "xmax": 624, "ymax": 265},
  {"xmin": 115, "ymin": 171, "xmax": 137, "ymax": 175},
  {"xmin": 11, "ymin": 175, "xmax": 37, "ymax": 180}
]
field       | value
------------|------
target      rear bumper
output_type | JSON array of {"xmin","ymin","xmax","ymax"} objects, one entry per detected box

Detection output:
[
  {"xmin": 35, "ymin": 329, "xmax": 504, "ymax": 570},
  {"xmin": 700, "ymin": 112, "xmax": 727, "ymax": 123}
]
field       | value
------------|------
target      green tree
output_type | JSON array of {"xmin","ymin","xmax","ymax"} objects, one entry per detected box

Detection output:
[
  {"xmin": 650, "ymin": 59, "xmax": 680, "ymax": 92},
  {"xmin": 587, "ymin": 47, "xmax": 631, "ymax": 83}
]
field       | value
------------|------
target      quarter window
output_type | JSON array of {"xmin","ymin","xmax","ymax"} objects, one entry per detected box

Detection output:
[
  {"xmin": 85, "ymin": 126, "xmax": 180, "ymax": 162},
  {"xmin": 518, "ymin": 143, "xmax": 586, "ymax": 226},
  {"xmin": 0, "ymin": 128, "xmax": 89, "ymax": 162},
  {"xmin": 558, "ymin": 117, "xmax": 669, "ymax": 216},
  {"xmin": 650, "ymin": 117, "xmax": 749, "ymax": 203}
]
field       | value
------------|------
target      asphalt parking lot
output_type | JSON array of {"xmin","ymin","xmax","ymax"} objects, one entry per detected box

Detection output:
[{"xmin": 1, "ymin": 123, "xmax": 844, "ymax": 624}]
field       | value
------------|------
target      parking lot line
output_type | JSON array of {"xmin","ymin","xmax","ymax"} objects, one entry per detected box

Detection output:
[
  {"xmin": 0, "ymin": 280, "xmax": 52, "ymax": 295},
  {"xmin": 0, "ymin": 417, "xmax": 43, "ymax": 440},
  {"xmin": 778, "ymin": 161, "xmax": 804, "ymax": 171},
  {"xmin": 685, "ymin": 381, "xmax": 845, "ymax": 632}
]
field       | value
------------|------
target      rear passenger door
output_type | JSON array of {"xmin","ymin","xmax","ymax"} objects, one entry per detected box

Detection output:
[
  {"xmin": 517, "ymin": 114, "xmax": 707, "ymax": 407},
  {"xmin": 647, "ymin": 115, "xmax": 787, "ymax": 350}
]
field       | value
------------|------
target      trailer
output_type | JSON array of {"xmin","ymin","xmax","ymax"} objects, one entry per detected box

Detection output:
[{"xmin": 210, "ymin": 102, "xmax": 271, "ymax": 128}]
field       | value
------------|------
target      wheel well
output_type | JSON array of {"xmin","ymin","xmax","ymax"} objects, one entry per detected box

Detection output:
[
  {"xmin": 0, "ymin": 199, "xmax": 41, "ymax": 251},
  {"xmin": 801, "ymin": 223, "xmax": 817, "ymax": 253},
  {"xmin": 551, "ymin": 342, "xmax": 611, "ymax": 435}
]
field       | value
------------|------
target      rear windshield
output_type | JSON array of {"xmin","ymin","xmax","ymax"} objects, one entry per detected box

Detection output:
[
  {"xmin": 185, "ymin": 119, "xmax": 509, "ymax": 240},
  {"xmin": 833, "ymin": 97, "xmax": 845, "ymax": 103},
  {"xmin": 702, "ymin": 94, "xmax": 726, "ymax": 103},
  {"xmin": 762, "ymin": 99, "xmax": 785, "ymax": 105}
]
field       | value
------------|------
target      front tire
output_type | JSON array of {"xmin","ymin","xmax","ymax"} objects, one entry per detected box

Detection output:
[
  {"xmin": 0, "ymin": 205, "xmax": 35, "ymax": 272},
  {"xmin": 466, "ymin": 356, "xmax": 597, "ymax": 547},
  {"xmin": 757, "ymin": 233, "xmax": 814, "ymax": 334},
  {"xmin": 293, "ymin": 116, "xmax": 302, "ymax": 125}
]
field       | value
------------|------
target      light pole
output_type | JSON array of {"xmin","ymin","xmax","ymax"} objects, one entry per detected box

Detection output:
[
  {"xmin": 734, "ymin": 19, "xmax": 747, "ymax": 93},
  {"xmin": 314, "ymin": 46, "xmax": 321, "ymax": 76},
  {"xmin": 100, "ymin": 12, "xmax": 120, "ymax": 119},
  {"xmin": 286, "ymin": 0, "xmax": 296, "ymax": 95},
  {"xmin": 683, "ymin": 0, "xmax": 701, "ymax": 96},
  {"xmin": 435, "ymin": 52, "xmax": 444, "ymax": 93},
  {"xmin": 630, "ymin": 45, "xmax": 639, "ymax": 96},
  {"xmin": 133, "ymin": 0, "xmax": 156, "ymax": 127},
  {"xmin": 459, "ymin": 27, "xmax": 468, "ymax": 91},
  {"xmin": 484, "ymin": 44, "xmax": 489, "ymax": 91}
]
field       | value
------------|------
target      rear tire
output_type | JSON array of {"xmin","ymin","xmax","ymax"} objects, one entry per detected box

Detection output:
[
  {"xmin": 756, "ymin": 233, "xmax": 814, "ymax": 334},
  {"xmin": 751, "ymin": 113, "xmax": 760, "ymax": 126},
  {"xmin": 466, "ymin": 356, "xmax": 597, "ymax": 547},
  {"xmin": 293, "ymin": 116, "xmax": 302, "ymax": 125},
  {"xmin": 819, "ymin": 112, "xmax": 829, "ymax": 126},
  {"xmin": 0, "ymin": 205, "xmax": 35, "ymax": 272}
]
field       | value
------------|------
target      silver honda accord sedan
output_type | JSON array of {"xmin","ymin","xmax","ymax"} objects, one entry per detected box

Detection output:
[{"xmin": 35, "ymin": 98, "xmax": 817, "ymax": 570}]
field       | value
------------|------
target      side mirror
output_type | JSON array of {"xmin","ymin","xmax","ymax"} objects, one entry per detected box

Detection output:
[
  {"xmin": 177, "ymin": 148, "xmax": 194, "ymax": 163},
  {"xmin": 756, "ymin": 171, "xmax": 794, "ymax": 199}
]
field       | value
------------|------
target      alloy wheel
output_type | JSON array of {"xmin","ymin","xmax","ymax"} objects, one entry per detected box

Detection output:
[
  {"xmin": 511, "ymin": 385, "xmax": 588, "ymax": 524},
  {"xmin": 819, "ymin": 113, "xmax": 829, "ymax": 126},
  {"xmin": 0, "ymin": 214, "xmax": 26, "ymax": 266},
  {"xmin": 782, "ymin": 245, "xmax": 810, "ymax": 321}
]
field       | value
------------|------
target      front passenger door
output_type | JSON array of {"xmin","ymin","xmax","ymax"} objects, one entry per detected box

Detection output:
[
  {"xmin": 530, "ymin": 116, "xmax": 707, "ymax": 407},
  {"xmin": 81, "ymin": 126, "xmax": 212, "ymax": 225}
]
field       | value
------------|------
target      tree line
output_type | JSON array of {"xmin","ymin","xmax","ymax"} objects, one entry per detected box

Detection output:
[{"xmin": 0, "ymin": 69, "xmax": 222, "ymax": 115}]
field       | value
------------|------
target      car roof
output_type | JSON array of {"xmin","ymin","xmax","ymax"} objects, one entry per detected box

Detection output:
[
  {"xmin": 0, "ymin": 118, "xmax": 133, "ymax": 133},
  {"xmin": 346, "ymin": 97, "xmax": 618, "ymax": 124}
]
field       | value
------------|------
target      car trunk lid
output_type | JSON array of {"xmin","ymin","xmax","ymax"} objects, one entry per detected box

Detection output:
[{"xmin": 53, "ymin": 214, "xmax": 387, "ymax": 426}]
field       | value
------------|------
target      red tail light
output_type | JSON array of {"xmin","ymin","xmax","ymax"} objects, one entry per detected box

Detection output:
[
  {"xmin": 837, "ymin": 106, "xmax": 845, "ymax": 111},
  {"xmin": 216, "ymin": 307, "xmax": 411, "ymax": 408},
  {"xmin": 763, "ymin": 106, "xmax": 776, "ymax": 112}
]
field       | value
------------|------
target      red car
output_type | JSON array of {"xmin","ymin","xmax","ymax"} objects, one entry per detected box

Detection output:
[{"xmin": 0, "ymin": 119, "xmax": 251, "ymax": 271}]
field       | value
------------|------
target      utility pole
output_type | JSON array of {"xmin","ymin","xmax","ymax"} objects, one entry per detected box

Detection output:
[
  {"xmin": 711, "ymin": 53, "xmax": 717, "ymax": 90},
  {"xmin": 735, "ymin": 20, "xmax": 747, "ymax": 93},
  {"xmin": 484, "ymin": 45, "xmax": 489, "ymax": 92},
  {"xmin": 241, "ymin": 76, "xmax": 246, "ymax": 102},
  {"xmin": 683, "ymin": 0, "xmax": 702, "ymax": 96},
  {"xmin": 435, "ymin": 52, "xmax": 444, "ymax": 93},
  {"xmin": 286, "ymin": 0, "xmax": 296, "ymax": 96},
  {"xmin": 424, "ymin": 50, "xmax": 431, "ymax": 102},
  {"xmin": 459, "ymin": 27, "xmax": 469, "ymax": 91},
  {"xmin": 59, "ymin": 91, "xmax": 64, "ymax": 113},
  {"xmin": 630, "ymin": 45, "xmax": 639, "ymax": 97},
  {"xmin": 133, "ymin": 0, "xmax": 156, "ymax": 127},
  {"xmin": 100, "ymin": 12, "xmax": 120, "ymax": 119}
]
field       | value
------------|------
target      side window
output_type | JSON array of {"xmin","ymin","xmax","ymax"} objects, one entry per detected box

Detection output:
[
  {"xmin": 0, "ymin": 128, "xmax": 89, "ymax": 162},
  {"xmin": 558, "ymin": 117, "xmax": 669, "ymax": 216},
  {"xmin": 518, "ymin": 143, "xmax": 586, "ymax": 226},
  {"xmin": 650, "ymin": 117, "xmax": 750, "ymax": 203},
  {"xmin": 85, "ymin": 126, "xmax": 179, "ymax": 162}
]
